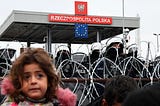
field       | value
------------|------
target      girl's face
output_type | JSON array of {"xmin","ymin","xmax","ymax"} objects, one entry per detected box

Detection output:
[{"xmin": 21, "ymin": 63, "xmax": 48, "ymax": 100}]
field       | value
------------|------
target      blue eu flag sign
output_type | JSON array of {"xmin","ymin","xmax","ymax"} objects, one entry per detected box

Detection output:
[{"xmin": 75, "ymin": 23, "xmax": 88, "ymax": 38}]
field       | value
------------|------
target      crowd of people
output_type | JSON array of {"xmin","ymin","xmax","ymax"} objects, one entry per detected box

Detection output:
[
  {"xmin": 0, "ymin": 46, "xmax": 160, "ymax": 106},
  {"xmin": 87, "ymin": 75, "xmax": 160, "ymax": 106}
]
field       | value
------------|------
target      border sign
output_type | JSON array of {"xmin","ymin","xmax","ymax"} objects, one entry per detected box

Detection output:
[{"xmin": 48, "ymin": 14, "xmax": 112, "ymax": 25}]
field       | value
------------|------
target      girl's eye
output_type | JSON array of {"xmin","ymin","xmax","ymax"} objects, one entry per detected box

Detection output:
[
  {"xmin": 36, "ymin": 73, "xmax": 44, "ymax": 79},
  {"xmin": 24, "ymin": 74, "xmax": 30, "ymax": 80}
]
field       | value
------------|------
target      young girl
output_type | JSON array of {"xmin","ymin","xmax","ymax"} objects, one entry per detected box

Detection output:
[{"xmin": 1, "ymin": 48, "xmax": 77, "ymax": 106}]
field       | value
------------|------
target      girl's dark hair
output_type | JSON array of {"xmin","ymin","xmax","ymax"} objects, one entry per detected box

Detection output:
[{"xmin": 9, "ymin": 48, "xmax": 59, "ymax": 102}]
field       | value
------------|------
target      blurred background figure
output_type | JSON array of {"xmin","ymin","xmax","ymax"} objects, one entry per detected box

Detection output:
[
  {"xmin": 104, "ymin": 42, "xmax": 124, "ymax": 63},
  {"xmin": 90, "ymin": 42, "xmax": 102, "ymax": 64}
]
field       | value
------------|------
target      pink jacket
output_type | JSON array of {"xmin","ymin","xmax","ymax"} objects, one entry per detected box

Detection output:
[{"xmin": 1, "ymin": 77, "xmax": 77, "ymax": 106}]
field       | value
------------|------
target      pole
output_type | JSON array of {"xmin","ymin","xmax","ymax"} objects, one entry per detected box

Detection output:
[
  {"xmin": 122, "ymin": 0, "xmax": 127, "ymax": 54},
  {"xmin": 122, "ymin": 0, "xmax": 125, "ymax": 36},
  {"xmin": 153, "ymin": 33, "xmax": 160, "ymax": 55}
]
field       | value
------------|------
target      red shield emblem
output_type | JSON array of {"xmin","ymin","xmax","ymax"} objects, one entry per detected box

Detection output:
[{"xmin": 75, "ymin": 1, "xmax": 87, "ymax": 15}]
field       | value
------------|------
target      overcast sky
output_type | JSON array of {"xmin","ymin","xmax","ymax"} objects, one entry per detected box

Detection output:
[{"xmin": 0, "ymin": 0, "xmax": 160, "ymax": 59}]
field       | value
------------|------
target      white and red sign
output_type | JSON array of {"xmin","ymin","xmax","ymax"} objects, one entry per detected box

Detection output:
[
  {"xmin": 48, "ymin": 14, "xmax": 112, "ymax": 25},
  {"xmin": 75, "ymin": 1, "xmax": 87, "ymax": 15}
]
